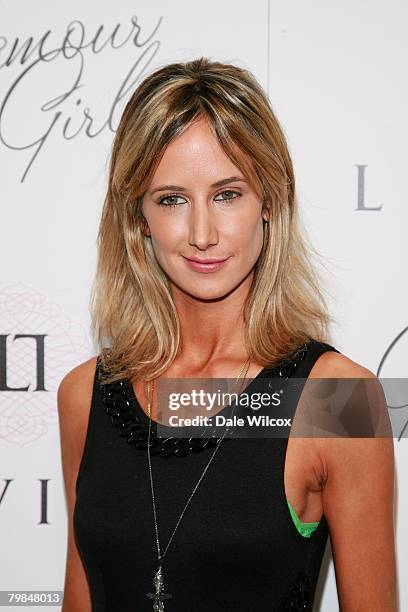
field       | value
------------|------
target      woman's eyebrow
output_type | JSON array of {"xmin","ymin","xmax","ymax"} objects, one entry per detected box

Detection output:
[{"xmin": 149, "ymin": 176, "xmax": 247, "ymax": 195}]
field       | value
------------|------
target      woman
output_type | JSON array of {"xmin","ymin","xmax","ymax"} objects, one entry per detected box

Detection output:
[{"xmin": 58, "ymin": 57, "xmax": 397, "ymax": 611}]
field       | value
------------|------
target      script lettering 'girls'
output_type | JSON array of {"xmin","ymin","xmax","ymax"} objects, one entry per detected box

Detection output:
[{"xmin": 0, "ymin": 16, "xmax": 163, "ymax": 182}]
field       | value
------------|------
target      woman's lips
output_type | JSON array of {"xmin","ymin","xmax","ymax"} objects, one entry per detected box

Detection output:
[{"xmin": 182, "ymin": 256, "xmax": 231, "ymax": 273}]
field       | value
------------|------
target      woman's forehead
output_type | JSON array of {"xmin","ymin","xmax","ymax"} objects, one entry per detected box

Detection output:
[{"xmin": 148, "ymin": 122, "xmax": 258, "ymax": 192}]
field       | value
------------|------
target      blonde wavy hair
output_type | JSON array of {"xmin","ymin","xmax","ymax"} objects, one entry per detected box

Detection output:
[{"xmin": 91, "ymin": 57, "xmax": 335, "ymax": 384}]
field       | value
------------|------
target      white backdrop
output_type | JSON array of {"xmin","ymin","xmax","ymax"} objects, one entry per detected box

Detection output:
[{"xmin": 0, "ymin": 0, "xmax": 406, "ymax": 610}]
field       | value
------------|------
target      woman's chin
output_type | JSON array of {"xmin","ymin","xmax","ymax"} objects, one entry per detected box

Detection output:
[{"xmin": 171, "ymin": 280, "xmax": 238, "ymax": 302}]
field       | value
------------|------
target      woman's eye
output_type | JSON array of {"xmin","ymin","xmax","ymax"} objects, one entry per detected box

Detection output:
[
  {"xmin": 158, "ymin": 194, "xmax": 186, "ymax": 207},
  {"xmin": 214, "ymin": 190, "xmax": 240, "ymax": 202}
]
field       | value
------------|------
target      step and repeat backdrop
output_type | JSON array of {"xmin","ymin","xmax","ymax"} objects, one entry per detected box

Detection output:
[{"xmin": 0, "ymin": 0, "xmax": 406, "ymax": 610}]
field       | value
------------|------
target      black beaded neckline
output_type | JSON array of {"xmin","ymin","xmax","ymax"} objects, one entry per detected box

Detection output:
[{"xmin": 99, "ymin": 342, "xmax": 308, "ymax": 458}]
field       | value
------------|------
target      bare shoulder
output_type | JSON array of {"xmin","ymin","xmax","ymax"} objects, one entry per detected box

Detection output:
[
  {"xmin": 58, "ymin": 356, "xmax": 98, "ymax": 414},
  {"xmin": 308, "ymin": 349, "xmax": 390, "ymax": 453},
  {"xmin": 309, "ymin": 349, "xmax": 377, "ymax": 379}
]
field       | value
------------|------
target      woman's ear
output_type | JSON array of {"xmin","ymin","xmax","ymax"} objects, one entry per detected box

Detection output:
[{"xmin": 262, "ymin": 208, "xmax": 270, "ymax": 223}]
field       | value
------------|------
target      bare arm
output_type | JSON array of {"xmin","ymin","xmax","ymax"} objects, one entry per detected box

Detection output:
[
  {"xmin": 57, "ymin": 357, "xmax": 98, "ymax": 612},
  {"xmin": 313, "ymin": 353, "xmax": 398, "ymax": 611}
]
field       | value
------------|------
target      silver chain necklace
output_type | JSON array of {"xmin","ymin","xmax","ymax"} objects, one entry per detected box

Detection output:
[{"xmin": 144, "ymin": 358, "xmax": 251, "ymax": 611}]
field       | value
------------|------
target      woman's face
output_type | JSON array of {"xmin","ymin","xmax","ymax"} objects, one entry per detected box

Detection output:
[{"xmin": 142, "ymin": 117, "xmax": 268, "ymax": 301}]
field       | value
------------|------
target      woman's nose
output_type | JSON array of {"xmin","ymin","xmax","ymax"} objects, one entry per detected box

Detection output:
[{"xmin": 187, "ymin": 203, "xmax": 219, "ymax": 250}]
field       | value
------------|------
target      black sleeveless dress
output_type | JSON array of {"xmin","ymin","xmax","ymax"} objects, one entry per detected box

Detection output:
[{"xmin": 73, "ymin": 339, "xmax": 340, "ymax": 611}]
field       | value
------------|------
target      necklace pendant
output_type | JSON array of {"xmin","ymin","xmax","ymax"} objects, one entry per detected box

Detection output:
[{"xmin": 146, "ymin": 565, "xmax": 172, "ymax": 611}]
